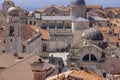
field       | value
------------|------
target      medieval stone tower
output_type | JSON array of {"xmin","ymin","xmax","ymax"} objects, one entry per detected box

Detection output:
[
  {"xmin": 70, "ymin": 0, "xmax": 86, "ymax": 18},
  {"xmin": 71, "ymin": 0, "xmax": 89, "ymax": 45},
  {"xmin": 2, "ymin": 0, "xmax": 15, "ymax": 16},
  {"xmin": 5, "ymin": 7, "xmax": 22, "ymax": 53}
]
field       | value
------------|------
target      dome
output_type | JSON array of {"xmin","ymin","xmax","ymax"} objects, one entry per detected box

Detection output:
[
  {"xmin": 71, "ymin": 0, "xmax": 85, "ymax": 6},
  {"xmin": 84, "ymin": 28, "xmax": 103, "ymax": 40},
  {"xmin": 8, "ymin": 7, "xmax": 18, "ymax": 17}
]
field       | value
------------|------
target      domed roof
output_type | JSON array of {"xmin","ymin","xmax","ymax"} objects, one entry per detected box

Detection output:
[
  {"xmin": 71, "ymin": 0, "xmax": 85, "ymax": 6},
  {"xmin": 8, "ymin": 7, "xmax": 18, "ymax": 16},
  {"xmin": 84, "ymin": 28, "xmax": 103, "ymax": 40}
]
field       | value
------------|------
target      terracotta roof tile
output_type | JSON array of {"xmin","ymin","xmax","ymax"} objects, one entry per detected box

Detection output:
[
  {"xmin": 30, "ymin": 26, "xmax": 49, "ymax": 40},
  {"xmin": 69, "ymin": 70, "xmax": 105, "ymax": 80},
  {"xmin": 0, "ymin": 54, "xmax": 17, "ymax": 68},
  {"xmin": 21, "ymin": 24, "xmax": 39, "ymax": 44},
  {"xmin": 113, "ymin": 26, "xmax": 120, "ymax": 34},
  {"xmin": 86, "ymin": 5, "xmax": 101, "ymax": 9},
  {"xmin": 0, "ymin": 54, "xmax": 39, "ymax": 80}
]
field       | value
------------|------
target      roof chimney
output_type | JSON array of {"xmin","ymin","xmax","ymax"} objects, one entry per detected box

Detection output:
[{"xmin": 31, "ymin": 59, "xmax": 46, "ymax": 80}]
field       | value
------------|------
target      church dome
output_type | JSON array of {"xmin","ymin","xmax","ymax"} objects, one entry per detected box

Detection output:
[
  {"xmin": 8, "ymin": 7, "xmax": 19, "ymax": 17},
  {"xmin": 84, "ymin": 28, "xmax": 103, "ymax": 40},
  {"xmin": 71, "ymin": 0, "xmax": 85, "ymax": 6}
]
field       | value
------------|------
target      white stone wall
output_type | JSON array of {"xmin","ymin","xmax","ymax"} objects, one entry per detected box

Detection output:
[
  {"xmin": 27, "ymin": 16, "xmax": 37, "ymax": 26},
  {"xmin": 72, "ymin": 21, "xmax": 89, "ymax": 45}
]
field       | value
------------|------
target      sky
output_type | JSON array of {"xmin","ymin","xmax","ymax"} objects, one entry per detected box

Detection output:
[{"xmin": 0, "ymin": 0, "xmax": 120, "ymax": 11}]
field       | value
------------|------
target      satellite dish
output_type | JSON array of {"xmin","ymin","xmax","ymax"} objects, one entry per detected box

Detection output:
[{"xmin": 104, "ymin": 57, "xmax": 120, "ymax": 74}]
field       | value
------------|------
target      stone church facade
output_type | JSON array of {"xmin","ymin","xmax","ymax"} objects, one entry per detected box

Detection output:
[{"xmin": 67, "ymin": 27, "xmax": 107, "ymax": 76}]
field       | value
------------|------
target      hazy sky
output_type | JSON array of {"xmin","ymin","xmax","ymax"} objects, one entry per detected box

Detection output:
[{"xmin": 0, "ymin": 0, "xmax": 120, "ymax": 11}]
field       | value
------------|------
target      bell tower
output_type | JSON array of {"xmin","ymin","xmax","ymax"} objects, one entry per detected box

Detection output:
[
  {"xmin": 70, "ymin": 0, "xmax": 86, "ymax": 18},
  {"xmin": 5, "ymin": 7, "xmax": 21, "ymax": 53},
  {"xmin": 2, "ymin": 0, "xmax": 15, "ymax": 16},
  {"xmin": 70, "ymin": 0, "xmax": 89, "ymax": 45}
]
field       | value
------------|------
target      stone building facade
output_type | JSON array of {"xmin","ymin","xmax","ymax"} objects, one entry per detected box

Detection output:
[
  {"xmin": 67, "ymin": 28, "xmax": 107, "ymax": 77},
  {"xmin": 27, "ymin": 0, "xmax": 89, "ymax": 52},
  {"xmin": 5, "ymin": 7, "xmax": 42, "ymax": 54}
]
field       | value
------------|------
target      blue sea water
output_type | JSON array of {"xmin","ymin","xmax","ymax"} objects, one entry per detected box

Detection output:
[{"xmin": 0, "ymin": 0, "xmax": 120, "ymax": 11}]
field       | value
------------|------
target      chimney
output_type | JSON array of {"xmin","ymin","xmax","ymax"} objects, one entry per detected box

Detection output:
[{"xmin": 31, "ymin": 59, "xmax": 46, "ymax": 80}]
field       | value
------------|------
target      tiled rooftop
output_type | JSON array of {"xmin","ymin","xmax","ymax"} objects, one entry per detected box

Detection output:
[
  {"xmin": 0, "ymin": 54, "xmax": 39, "ymax": 80},
  {"xmin": 69, "ymin": 70, "xmax": 105, "ymax": 80},
  {"xmin": 30, "ymin": 26, "xmax": 49, "ymax": 40}
]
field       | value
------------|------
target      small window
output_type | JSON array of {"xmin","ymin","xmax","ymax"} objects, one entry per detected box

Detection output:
[
  {"xmin": 65, "ymin": 23, "xmax": 71, "ymax": 29},
  {"xmin": 42, "ymin": 23, "xmax": 45, "ymax": 27},
  {"xmin": 49, "ymin": 23, "xmax": 55, "ymax": 29},
  {"xmin": 29, "ymin": 21, "xmax": 32, "ymax": 25},
  {"xmin": 9, "ymin": 26, "xmax": 14, "ymax": 36},
  {"xmin": 42, "ymin": 44, "xmax": 47, "ymax": 52},
  {"xmin": 41, "ymin": 23, "xmax": 47, "ymax": 29},
  {"xmin": 34, "ymin": 21, "xmax": 36, "ymax": 25},
  {"xmin": 57, "ymin": 23, "xmax": 63, "ymax": 29},
  {"xmin": 10, "ymin": 39, "xmax": 12, "ymax": 42},
  {"xmin": 103, "ymin": 73, "xmax": 106, "ymax": 78}
]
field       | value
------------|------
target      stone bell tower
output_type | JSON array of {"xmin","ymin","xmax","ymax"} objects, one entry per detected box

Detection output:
[
  {"xmin": 70, "ymin": 0, "xmax": 89, "ymax": 45},
  {"xmin": 5, "ymin": 7, "xmax": 21, "ymax": 53},
  {"xmin": 2, "ymin": 0, "xmax": 15, "ymax": 16},
  {"xmin": 70, "ymin": 0, "xmax": 86, "ymax": 18}
]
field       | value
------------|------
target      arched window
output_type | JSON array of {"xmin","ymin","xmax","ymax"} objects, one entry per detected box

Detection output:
[
  {"xmin": 42, "ymin": 23, "xmax": 45, "ymax": 27},
  {"xmin": 41, "ymin": 23, "xmax": 47, "ymax": 29},
  {"xmin": 83, "ymin": 54, "xmax": 89, "ymax": 61},
  {"xmin": 42, "ymin": 44, "xmax": 47, "ymax": 52},
  {"xmin": 49, "ymin": 23, "xmax": 55, "ymax": 29},
  {"xmin": 23, "ymin": 45, "xmax": 26, "ymax": 53},
  {"xmin": 29, "ymin": 21, "xmax": 32, "ymax": 25},
  {"xmin": 9, "ymin": 26, "xmax": 14, "ymax": 36},
  {"xmin": 34, "ymin": 21, "xmax": 36, "ymax": 25},
  {"xmin": 65, "ymin": 23, "xmax": 71, "ymax": 29},
  {"xmin": 91, "ymin": 54, "xmax": 97, "ymax": 61},
  {"xmin": 57, "ymin": 23, "xmax": 63, "ymax": 29},
  {"xmin": 83, "ymin": 54, "xmax": 97, "ymax": 61}
]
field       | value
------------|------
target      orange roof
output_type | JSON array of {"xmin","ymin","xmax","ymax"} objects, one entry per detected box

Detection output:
[
  {"xmin": 69, "ymin": 70, "xmax": 105, "ymax": 80},
  {"xmin": 0, "ymin": 54, "xmax": 39, "ymax": 80},
  {"xmin": 86, "ymin": 5, "xmax": 101, "ymax": 9},
  {"xmin": 36, "ymin": 9, "xmax": 44, "ymax": 12},
  {"xmin": 36, "ymin": 4, "xmax": 70, "ymax": 13},
  {"xmin": 113, "ymin": 26, "xmax": 120, "ymax": 34},
  {"xmin": 21, "ymin": 24, "xmax": 39, "ymax": 44},
  {"xmin": 59, "ymin": 6, "xmax": 70, "ymax": 12},
  {"xmin": 30, "ymin": 26, "xmax": 49, "ymax": 40}
]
